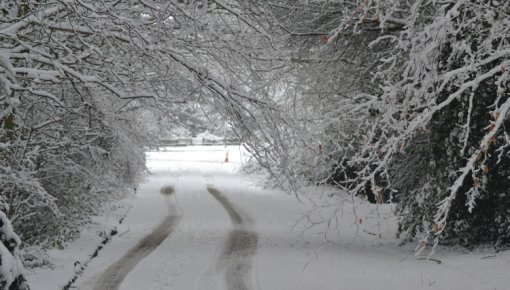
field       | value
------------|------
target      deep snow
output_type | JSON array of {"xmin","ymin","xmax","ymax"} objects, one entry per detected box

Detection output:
[{"xmin": 26, "ymin": 145, "xmax": 510, "ymax": 290}]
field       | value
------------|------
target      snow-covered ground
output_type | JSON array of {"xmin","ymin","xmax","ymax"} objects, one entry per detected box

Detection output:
[{"xmin": 27, "ymin": 145, "xmax": 510, "ymax": 290}]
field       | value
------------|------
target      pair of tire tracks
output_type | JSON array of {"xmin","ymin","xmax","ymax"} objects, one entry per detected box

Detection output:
[{"xmin": 91, "ymin": 183, "xmax": 258, "ymax": 290}]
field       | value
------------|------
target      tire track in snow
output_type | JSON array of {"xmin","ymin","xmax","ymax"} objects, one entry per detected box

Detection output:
[
  {"xmin": 206, "ymin": 186, "xmax": 258, "ymax": 290},
  {"xmin": 92, "ymin": 186, "xmax": 180, "ymax": 290}
]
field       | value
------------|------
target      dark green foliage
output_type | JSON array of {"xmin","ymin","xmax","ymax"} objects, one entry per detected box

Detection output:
[{"xmin": 394, "ymin": 79, "xmax": 510, "ymax": 248}]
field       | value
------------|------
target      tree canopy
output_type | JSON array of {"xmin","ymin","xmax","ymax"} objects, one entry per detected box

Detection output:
[{"xmin": 1, "ymin": 0, "xmax": 509, "ymax": 287}]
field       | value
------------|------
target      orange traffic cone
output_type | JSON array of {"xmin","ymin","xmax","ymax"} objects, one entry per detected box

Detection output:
[{"xmin": 224, "ymin": 151, "xmax": 229, "ymax": 163}]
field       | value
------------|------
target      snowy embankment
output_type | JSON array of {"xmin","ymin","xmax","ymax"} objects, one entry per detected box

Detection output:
[{"xmin": 27, "ymin": 145, "xmax": 509, "ymax": 290}]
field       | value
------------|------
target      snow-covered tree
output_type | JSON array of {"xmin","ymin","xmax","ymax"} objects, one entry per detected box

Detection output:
[{"xmin": 0, "ymin": 0, "xmax": 160, "ymax": 248}]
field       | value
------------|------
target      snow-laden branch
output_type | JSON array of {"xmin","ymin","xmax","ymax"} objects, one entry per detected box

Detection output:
[{"xmin": 0, "ymin": 5, "xmax": 64, "ymax": 37}]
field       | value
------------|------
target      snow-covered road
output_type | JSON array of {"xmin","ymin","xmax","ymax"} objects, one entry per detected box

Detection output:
[
  {"xmin": 78, "ymin": 146, "xmax": 265, "ymax": 290},
  {"xmin": 28, "ymin": 145, "xmax": 510, "ymax": 290}
]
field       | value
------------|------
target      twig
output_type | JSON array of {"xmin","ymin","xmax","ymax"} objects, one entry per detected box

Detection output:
[
  {"xmin": 118, "ymin": 228, "xmax": 130, "ymax": 237},
  {"xmin": 480, "ymin": 254, "xmax": 497, "ymax": 259},
  {"xmin": 416, "ymin": 257, "xmax": 442, "ymax": 264}
]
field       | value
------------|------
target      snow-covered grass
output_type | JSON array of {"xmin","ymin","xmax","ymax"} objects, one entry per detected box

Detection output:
[{"xmin": 26, "ymin": 145, "xmax": 510, "ymax": 290}]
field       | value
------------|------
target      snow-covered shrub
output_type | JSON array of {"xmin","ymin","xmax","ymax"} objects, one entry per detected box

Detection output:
[
  {"xmin": 0, "ymin": 212, "xmax": 29, "ymax": 290},
  {"xmin": 318, "ymin": 0, "xmax": 510, "ymax": 250},
  {"xmin": 394, "ymin": 72, "xmax": 510, "ymax": 248}
]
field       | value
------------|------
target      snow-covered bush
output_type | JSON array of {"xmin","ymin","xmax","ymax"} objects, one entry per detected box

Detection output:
[
  {"xmin": 392, "ymin": 40, "xmax": 510, "ymax": 247},
  {"xmin": 312, "ymin": 0, "xmax": 510, "ymax": 249},
  {"xmin": 0, "ymin": 212, "xmax": 29, "ymax": 290}
]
